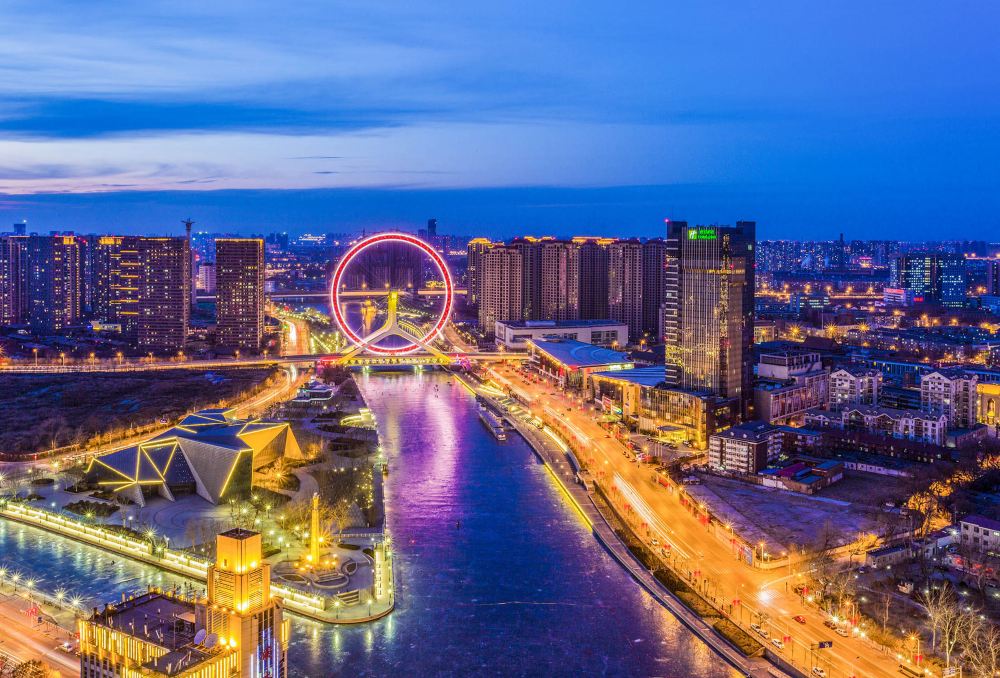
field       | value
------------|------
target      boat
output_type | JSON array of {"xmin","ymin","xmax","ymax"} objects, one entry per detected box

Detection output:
[{"xmin": 477, "ymin": 398, "xmax": 508, "ymax": 440}]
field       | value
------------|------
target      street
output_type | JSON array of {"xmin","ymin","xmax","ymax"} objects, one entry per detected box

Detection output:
[{"xmin": 488, "ymin": 363, "xmax": 905, "ymax": 678}]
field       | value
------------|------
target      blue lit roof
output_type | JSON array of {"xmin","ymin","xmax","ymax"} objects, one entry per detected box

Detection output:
[
  {"xmin": 529, "ymin": 338, "xmax": 631, "ymax": 369},
  {"xmin": 592, "ymin": 365, "xmax": 665, "ymax": 387}
]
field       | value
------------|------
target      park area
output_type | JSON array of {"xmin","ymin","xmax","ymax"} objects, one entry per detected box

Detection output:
[{"xmin": 0, "ymin": 367, "xmax": 281, "ymax": 457}]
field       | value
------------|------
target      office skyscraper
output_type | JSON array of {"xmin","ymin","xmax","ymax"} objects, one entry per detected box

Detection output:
[
  {"xmin": 27, "ymin": 234, "xmax": 81, "ymax": 332},
  {"xmin": 986, "ymin": 260, "xmax": 1000, "ymax": 296},
  {"xmin": 892, "ymin": 253, "xmax": 968, "ymax": 308},
  {"xmin": 216, "ymin": 238, "xmax": 265, "ymax": 353},
  {"xmin": 608, "ymin": 240, "xmax": 643, "ymax": 340},
  {"xmin": 478, "ymin": 246, "xmax": 523, "ymax": 336},
  {"xmin": 664, "ymin": 220, "xmax": 756, "ymax": 419},
  {"xmin": 0, "ymin": 235, "xmax": 27, "ymax": 325},
  {"xmin": 138, "ymin": 237, "xmax": 190, "ymax": 353}
]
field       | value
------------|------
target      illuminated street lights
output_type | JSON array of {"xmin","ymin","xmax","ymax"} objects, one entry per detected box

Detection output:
[{"xmin": 32, "ymin": 347, "xmax": 38, "ymax": 366}]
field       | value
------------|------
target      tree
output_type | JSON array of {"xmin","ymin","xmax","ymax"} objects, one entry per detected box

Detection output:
[
  {"xmin": 919, "ymin": 585, "xmax": 957, "ymax": 654},
  {"xmin": 965, "ymin": 615, "xmax": 1000, "ymax": 677}
]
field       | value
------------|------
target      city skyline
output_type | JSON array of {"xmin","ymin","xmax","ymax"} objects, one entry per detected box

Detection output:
[{"xmin": 2, "ymin": 2, "xmax": 1000, "ymax": 239}]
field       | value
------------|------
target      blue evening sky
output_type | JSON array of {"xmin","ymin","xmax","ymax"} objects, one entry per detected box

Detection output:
[{"xmin": 0, "ymin": 1, "xmax": 997, "ymax": 239}]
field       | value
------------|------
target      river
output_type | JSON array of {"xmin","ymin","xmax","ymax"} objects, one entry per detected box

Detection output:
[{"xmin": 0, "ymin": 370, "xmax": 737, "ymax": 677}]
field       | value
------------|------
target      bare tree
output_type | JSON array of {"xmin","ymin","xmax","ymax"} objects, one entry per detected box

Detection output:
[
  {"xmin": 939, "ymin": 600, "xmax": 976, "ymax": 668},
  {"xmin": 919, "ymin": 585, "xmax": 957, "ymax": 654},
  {"xmin": 965, "ymin": 615, "xmax": 1000, "ymax": 677}
]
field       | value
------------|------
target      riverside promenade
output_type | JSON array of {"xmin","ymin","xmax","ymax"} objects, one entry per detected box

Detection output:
[{"xmin": 463, "ymin": 375, "xmax": 793, "ymax": 678}]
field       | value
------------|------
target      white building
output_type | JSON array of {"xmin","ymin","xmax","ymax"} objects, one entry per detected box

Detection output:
[
  {"xmin": 708, "ymin": 421, "xmax": 782, "ymax": 474},
  {"xmin": 959, "ymin": 515, "xmax": 1000, "ymax": 553},
  {"xmin": 921, "ymin": 368, "xmax": 978, "ymax": 429},
  {"xmin": 494, "ymin": 319, "xmax": 628, "ymax": 351},
  {"xmin": 829, "ymin": 365, "xmax": 882, "ymax": 409},
  {"xmin": 804, "ymin": 405, "xmax": 947, "ymax": 445}
]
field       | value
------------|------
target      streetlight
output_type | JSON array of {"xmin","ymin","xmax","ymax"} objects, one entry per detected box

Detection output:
[
  {"xmin": 59, "ymin": 351, "xmax": 65, "ymax": 366},
  {"xmin": 32, "ymin": 348, "xmax": 38, "ymax": 366}
]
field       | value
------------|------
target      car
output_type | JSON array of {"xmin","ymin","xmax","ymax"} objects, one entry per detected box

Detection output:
[
  {"xmin": 750, "ymin": 624, "xmax": 769, "ymax": 638},
  {"xmin": 823, "ymin": 620, "xmax": 836, "ymax": 629},
  {"xmin": 793, "ymin": 615, "xmax": 806, "ymax": 624},
  {"xmin": 835, "ymin": 627, "xmax": 849, "ymax": 637},
  {"xmin": 650, "ymin": 538, "xmax": 660, "ymax": 546},
  {"xmin": 771, "ymin": 638, "xmax": 785, "ymax": 650},
  {"xmin": 812, "ymin": 668, "xmax": 826, "ymax": 677}
]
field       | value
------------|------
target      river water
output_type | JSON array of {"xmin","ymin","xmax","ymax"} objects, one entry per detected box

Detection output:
[{"xmin": 0, "ymin": 370, "xmax": 736, "ymax": 677}]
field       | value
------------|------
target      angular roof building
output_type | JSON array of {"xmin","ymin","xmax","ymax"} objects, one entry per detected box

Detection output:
[{"xmin": 86, "ymin": 408, "xmax": 302, "ymax": 506}]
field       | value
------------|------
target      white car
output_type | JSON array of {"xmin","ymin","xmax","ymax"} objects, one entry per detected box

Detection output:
[
  {"xmin": 771, "ymin": 638, "xmax": 784, "ymax": 650},
  {"xmin": 751, "ymin": 624, "xmax": 769, "ymax": 638}
]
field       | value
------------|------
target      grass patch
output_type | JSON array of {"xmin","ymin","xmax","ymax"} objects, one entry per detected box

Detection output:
[
  {"xmin": 713, "ymin": 619, "xmax": 763, "ymax": 656},
  {"xmin": 64, "ymin": 499, "xmax": 118, "ymax": 518},
  {"xmin": 0, "ymin": 367, "xmax": 280, "ymax": 456}
]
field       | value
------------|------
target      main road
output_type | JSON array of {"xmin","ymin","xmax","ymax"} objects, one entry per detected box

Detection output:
[{"xmin": 487, "ymin": 362, "xmax": 904, "ymax": 678}]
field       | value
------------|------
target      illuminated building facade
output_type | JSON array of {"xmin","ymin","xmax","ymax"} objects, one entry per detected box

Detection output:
[
  {"xmin": 920, "ymin": 368, "xmax": 978, "ymax": 429},
  {"xmin": 0, "ymin": 234, "xmax": 27, "ymax": 325},
  {"xmin": 138, "ymin": 237, "xmax": 191, "ymax": 352},
  {"xmin": 94, "ymin": 235, "xmax": 141, "ymax": 337},
  {"xmin": 663, "ymin": 220, "xmax": 756, "ymax": 419},
  {"xmin": 988, "ymin": 260, "xmax": 1000, "ymax": 296},
  {"xmin": 640, "ymin": 238, "xmax": 668, "ymax": 340},
  {"xmin": 79, "ymin": 530, "xmax": 289, "ymax": 678},
  {"xmin": 539, "ymin": 240, "xmax": 580, "ymax": 322},
  {"xmin": 829, "ymin": 365, "xmax": 882, "ymax": 409},
  {"xmin": 85, "ymin": 408, "xmax": 302, "ymax": 506},
  {"xmin": 892, "ymin": 253, "xmax": 967, "ymax": 308},
  {"xmin": 478, "ymin": 245, "xmax": 522, "ymax": 336},
  {"xmin": 27, "ymin": 234, "xmax": 82, "ymax": 332},
  {"xmin": 590, "ymin": 366, "xmax": 737, "ymax": 449},
  {"xmin": 216, "ymin": 238, "xmax": 265, "ymax": 352},
  {"xmin": 979, "ymin": 382, "xmax": 1000, "ymax": 430},
  {"xmin": 465, "ymin": 237, "xmax": 496, "ymax": 307}
]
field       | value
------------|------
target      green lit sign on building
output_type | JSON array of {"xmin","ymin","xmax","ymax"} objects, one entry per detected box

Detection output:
[{"xmin": 687, "ymin": 228, "xmax": 717, "ymax": 240}]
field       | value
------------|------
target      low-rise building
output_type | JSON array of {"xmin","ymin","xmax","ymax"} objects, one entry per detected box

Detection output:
[
  {"xmin": 759, "ymin": 457, "xmax": 844, "ymax": 494},
  {"xmin": 527, "ymin": 338, "xmax": 633, "ymax": 392},
  {"xmin": 708, "ymin": 421, "xmax": 782, "ymax": 474},
  {"xmin": 829, "ymin": 365, "xmax": 882, "ymax": 409},
  {"xmin": 591, "ymin": 366, "xmax": 738, "ymax": 449},
  {"xmin": 959, "ymin": 515, "xmax": 1000, "ymax": 553},
  {"xmin": 494, "ymin": 319, "xmax": 628, "ymax": 351},
  {"xmin": 804, "ymin": 405, "xmax": 947, "ymax": 446},
  {"xmin": 754, "ymin": 349, "xmax": 830, "ymax": 424}
]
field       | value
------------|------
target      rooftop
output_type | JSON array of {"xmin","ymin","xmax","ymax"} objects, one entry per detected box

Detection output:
[
  {"xmin": 498, "ymin": 318, "xmax": 626, "ymax": 329},
  {"xmin": 89, "ymin": 592, "xmax": 196, "ymax": 650},
  {"xmin": 592, "ymin": 365, "xmax": 665, "ymax": 387},
  {"xmin": 528, "ymin": 338, "xmax": 631, "ymax": 369},
  {"xmin": 962, "ymin": 514, "xmax": 1000, "ymax": 532}
]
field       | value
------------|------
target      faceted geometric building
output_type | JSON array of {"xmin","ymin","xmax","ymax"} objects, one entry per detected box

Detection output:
[{"xmin": 85, "ymin": 408, "xmax": 302, "ymax": 506}]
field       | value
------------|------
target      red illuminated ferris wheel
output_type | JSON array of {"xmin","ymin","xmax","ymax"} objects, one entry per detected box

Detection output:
[{"xmin": 330, "ymin": 232, "xmax": 454, "ymax": 356}]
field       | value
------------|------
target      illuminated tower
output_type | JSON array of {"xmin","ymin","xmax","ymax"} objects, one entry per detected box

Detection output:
[
  {"xmin": 200, "ymin": 529, "xmax": 290, "ymax": 678},
  {"xmin": 216, "ymin": 238, "xmax": 265, "ymax": 353},
  {"xmin": 309, "ymin": 492, "xmax": 321, "ymax": 564}
]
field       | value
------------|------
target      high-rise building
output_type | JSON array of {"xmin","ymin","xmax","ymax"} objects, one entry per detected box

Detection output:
[
  {"xmin": 663, "ymin": 220, "xmax": 755, "ymax": 419},
  {"xmin": 216, "ymin": 238, "xmax": 265, "ymax": 353},
  {"xmin": 892, "ymin": 253, "xmax": 967, "ymax": 307},
  {"xmin": 478, "ymin": 246, "xmax": 523, "ymax": 336},
  {"xmin": 576, "ymin": 238, "xmax": 611, "ymax": 320},
  {"xmin": 79, "ymin": 529, "xmax": 289, "ymax": 678},
  {"xmin": 539, "ymin": 241, "xmax": 580, "ymax": 322},
  {"xmin": 138, "ymin": 237, "xmax": 190, "ymax": 353},
  {"xmin": 198, "ymin": 261, "xmax": 218, "ymax": 294},
  {"xmin": 608, "ymin": 240, "xmax": 643, "ymax": 341},
  {"xmin": 641, "ymin": 239, "xmax": 668, "ymax": 341},
  {"xmin": 26, "ymin": 234, "xmax": 82, "ymax": 332},
  {"xmin": 829, "ymin": 365, "xmax": 882, "ymax": 409},
  {"xmin": 93, "ymin": 235, "xmax": 141, "ymax": 336},
  {"xmin": 921, "ymin": 368, "xmax": 978, "ymax": 429},
  {"xmin": 987, "ymin": 260, "xmax": 1000, "ymax": 296},
  {"xmin": 465, "ymin": 238, "xmax": 495, "ymax": 307},
  {"xmin": 0, "ymin": 235, "xmax": 27, "ymax": 325},
  {"xmin": 508, "ymin": 238, "xmax": 546, "ymax": 320}
]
